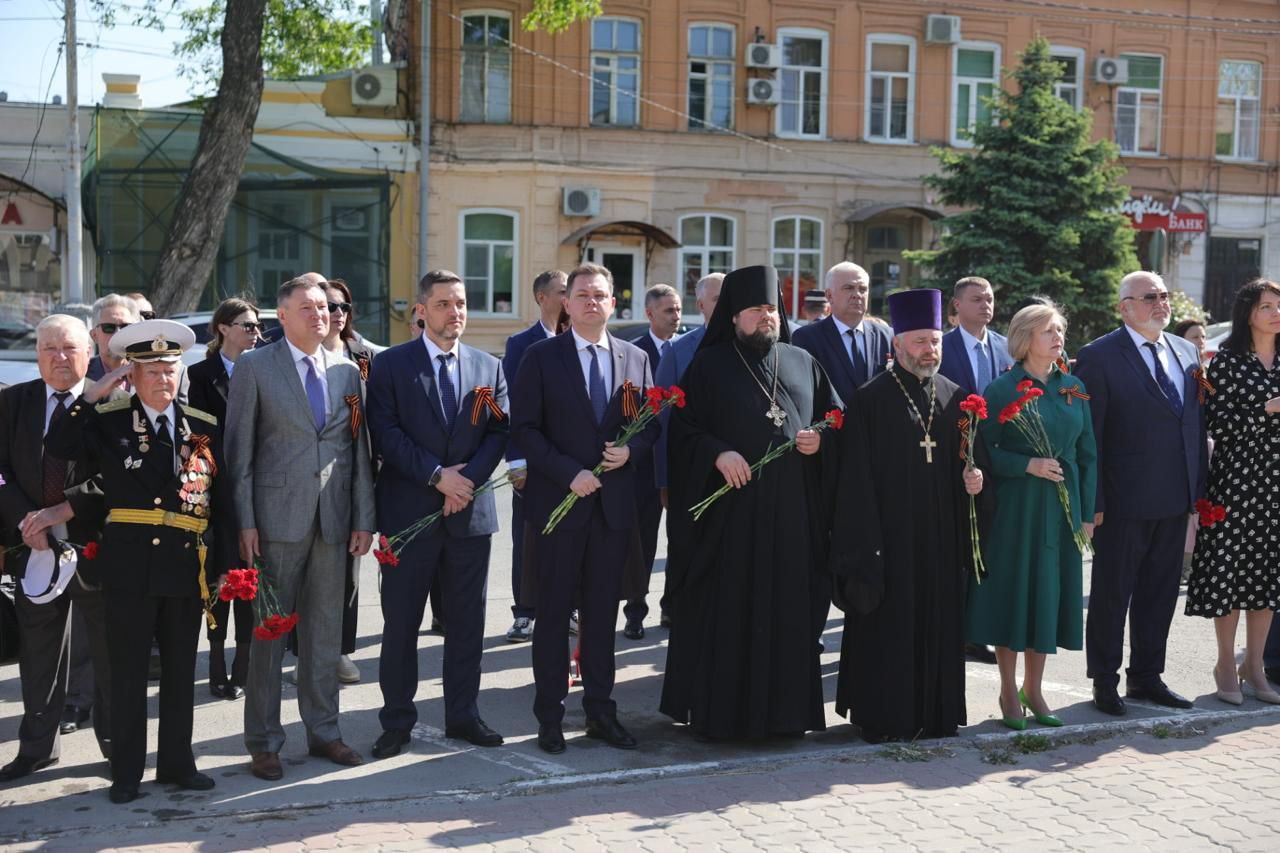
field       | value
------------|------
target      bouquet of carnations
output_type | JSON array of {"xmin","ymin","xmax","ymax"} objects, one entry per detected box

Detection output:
[
  {"xmin": 219, "ymin": 562, "xmax": 298, "ymax": 641},
  {"xmin": 957, "ymin": 393, "xmax": 988, "ymax": 582},
  {"xmin": 689, "ymin": 408, "xmax": 844, "ymax": 522},
  {"xmin": 998, "ymin": 380, "xmax": 1091, "ymax": 556}
]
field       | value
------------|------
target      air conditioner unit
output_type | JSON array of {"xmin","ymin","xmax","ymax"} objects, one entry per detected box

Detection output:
[
  {"xmin": 925, "ymin": 15, "xmax": 961, "ymax": 44},
  {"xmin": 1093, "ymin": 56, "xmax": 1129, "ymax": 85},
  {"xmin": 351, "ymin": 66, "xmax": 398, "ymax": 107},
  {"xmin": 746, "ymin": 74, "xmax": 781, "ymax": 106},
  {"xmin": 562, "ymin": 187, "xmax": 601, "ymax": 217},
  {"xmin": 745, "ymin": 42, "xmax": 779, "ymax": 69}
]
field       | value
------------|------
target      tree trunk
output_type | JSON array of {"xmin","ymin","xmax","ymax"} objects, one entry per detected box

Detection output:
[{"xmin": 149, "ymin": 0, "xmax": 267, "ymax": 316}]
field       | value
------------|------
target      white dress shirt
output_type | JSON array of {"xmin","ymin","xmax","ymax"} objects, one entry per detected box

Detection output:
[
  {"xmin": 539, "ymin": 322, "xmax": 556, "ymax": 339},
  {"xmin": 572, "ymin": 329, "xmax": 613, "ymax": 395},
  {"xmin": 220, "ymin": 353, "xmax": 236, "ymax": 378},
  {"xmin": 1125, "ymin": 325, "xmax": 1186, "ymax": 402},
  {"xmin": 649, "ymin": 329, "xmax": 679, "ymax": 356},
  {"xmin": 422, "ymin": 333, "xmax": 462, "ymax": 420},
  {"xmin": 957, "ymin": 325, "xmax": 996, "ymax": 388},
  {"xmin": 286, "ymin": 338, "xmax": 331, "ymax": 413},
  {"xmin": 831, "ymin": 316, "xmax": 868, "ymax": 368},
  {"xmin": 44, "ymin": 380, "xmax": 85, "ymax": 434}
]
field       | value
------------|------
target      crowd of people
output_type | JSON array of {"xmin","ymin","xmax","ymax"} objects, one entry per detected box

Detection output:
[{"xmin": 2, "ymin": 260, "xmax": 1279, "ymax": 804}]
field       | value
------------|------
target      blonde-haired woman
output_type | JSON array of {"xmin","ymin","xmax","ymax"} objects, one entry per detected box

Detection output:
[{"xmin": 968, "ymin": 303, "xmax": 1098, "ymax": 729}]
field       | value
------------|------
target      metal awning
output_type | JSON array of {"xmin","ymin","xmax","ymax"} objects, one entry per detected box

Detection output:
[
  {"xmin": 844, "ymin": 202, "xmax": 945, "ymax": 223},
  {"xmin": 562, "ymin": 219, "xmax": 681, "ymax": 265}
]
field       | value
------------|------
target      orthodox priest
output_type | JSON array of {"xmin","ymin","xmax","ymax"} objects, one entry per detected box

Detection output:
[
  {"xmin": 831, "ymin": 288, "xmax": 986, "ymax": 743},
  {"xmin": 661, "ymin": 264, "xmax": 840, "ymax": 740}
]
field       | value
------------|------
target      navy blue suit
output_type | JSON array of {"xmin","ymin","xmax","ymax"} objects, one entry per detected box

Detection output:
[
  {"xmin": 510, "ymin": 330, "xmax": 658, "ymax": 723},
  {"xmin": 791, "ymin": 316, "xmax": 891, "ymax": 406},
  {"xmin": 625, "ymin": 332, "xmax": 669, "ymax": 625},
  {"xmin": 501, "ymin": 321, "xmax": 552, "ymax": 620},
  {"xmin": 366, "ymin": 337, "xmax": 509, "ymax": 731},
  {"xmin": 653, "ymin": 326, "xmax": 704, "ymax": 489},
  {"xmin": 938, "ymin": 327, "xmax": 1014, "ymax": 395},
  {"xmin": 1074, "ymin": 328, "xmax": 1207, "ymax": 691}
]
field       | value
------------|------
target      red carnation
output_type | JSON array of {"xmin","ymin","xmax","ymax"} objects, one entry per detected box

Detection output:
[
  {"xmin": 81, "ymin": 541, "xmax": 99, "ymax": 560},
  {"xmin": 998, "ymin": 401, "xmax": 1023, "ymax": 424},
  {"xmin": 825, "ymin": 408, "xmax": 845, "ymax": 430},
  {"xmin": 1016, "ymin": 379, "xmax": 1033, "ymax": 393},
  {"xmin": 1195, "ymin": 499, "xmax": 1212, "ymax": 516},
  {"xmin": 668, "ymin": 386, "xmax": 687, "ymax": 408},
  {"xmin": 959, "ymin": 394, "xmax": 988, "ymax": 420},
  {"xmin": 1212, "ymin": 505, "xmax": 1227, "ymax": 523},
  {"xmin": 645, "ymin": 387, "xmax": 667, "ymax": 404},
  {"xmin": 253, "ymin": 625, "xmax": 276, "ymax": 641}
]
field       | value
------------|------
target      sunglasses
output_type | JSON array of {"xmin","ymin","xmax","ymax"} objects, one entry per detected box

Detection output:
[
  {"xmin": 233, "ymin": 321, "xmax": 262, "ymax": 332},
  {"xmin": 328, "ymin": 301, "xmax": 352, "ymax": 314},
  {"xmin": 1122, "ymin": 292, "xmax": 1170, "ymax": 304},
  {"xmin": 139, "ymin": 310, "xmax": 156, "ymax": 320},
  {"xmin": 98, "ymin": 322, "xmax": 131, "ymax": 335}
]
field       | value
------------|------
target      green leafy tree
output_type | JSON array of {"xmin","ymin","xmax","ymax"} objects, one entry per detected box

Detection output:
[
  {"xmin": 904, "ymin": 37, "xmax": 1139, "ymax": 343},
  {"xmin": 522, "ymin": 0, "xmax": 601, "ymax": 33}
]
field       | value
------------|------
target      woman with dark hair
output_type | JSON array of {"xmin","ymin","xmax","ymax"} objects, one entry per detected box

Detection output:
[
  {"xmin": 187, "ymin": 296, "xmax": 261, "ymax": 699},
  {"xmin": 1186, "ymin": 278, "xmax": 1280, "ymax": 705},
  {"xmin": 1173, "ymin": 318, "xmax": 1209, "ymax": 366}
]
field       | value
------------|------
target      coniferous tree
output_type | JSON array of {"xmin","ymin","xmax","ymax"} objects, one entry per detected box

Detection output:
[{"xmin": 905, "ymin": 37, "xmax": 1139, "ymax": 342}]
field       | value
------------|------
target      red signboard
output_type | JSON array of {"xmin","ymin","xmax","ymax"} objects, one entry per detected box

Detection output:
[{"xmin": 1120, "ymin": 194, "xmax": 1207, "ymax": 233}]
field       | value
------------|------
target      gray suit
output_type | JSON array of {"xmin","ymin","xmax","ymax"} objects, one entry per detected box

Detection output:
[{"xmin": 224, "ymin": 339, "xmax": 376, "ymax": 754}]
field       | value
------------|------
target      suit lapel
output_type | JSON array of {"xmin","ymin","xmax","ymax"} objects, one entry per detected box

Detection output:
[
  {"xmin": 21, "ymin": 381, "xmax": 46, "ymax": 493},
  {"xmin": 559, "ymin": 331, "xmax": 598, "ymax": 425},
  {"xmin": 408, "ymin": 336, "xmax": 449, "ymax": 433},
  {"xmin": 945, "ymin": 331, "xmax": 977, "ymax": 393},
  {"xmin": 274, "ymin": 341, "xmax": 316, "ymax": 430},
  {"xmin": 321, "ymin": 348, "xmax": 346, "ymax": 424},
  {"xmin": 1117, "ymin": 331, "xmax": 1178, "ymax": 417},
  {"xmin": 819, "ymin": 319, "xmax": 859, "ymax": 392}
]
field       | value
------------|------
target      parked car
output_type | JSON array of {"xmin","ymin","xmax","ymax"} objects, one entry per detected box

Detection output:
[
  {"xmin": 1201, "ymin": 320, "xmax": 1232, "ymax": 361},
  {"xmin": 171, "ymin": 309, "xmax": 283, "ymax": 366},
  {"xmin": 0, "ymin": 353, "xmax": 40, "ymax": 387},
  {"xmin": 609, "ymin": 321, "xmax": 699, "ymax": 344}
]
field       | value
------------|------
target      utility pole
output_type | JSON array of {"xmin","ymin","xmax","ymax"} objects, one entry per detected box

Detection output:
[
  {"xmin": 370, "ymin": 0, "xmax": 383, "ymax": 65},
  {"xmin": 64, "ymin": 0, "xmax": 84, "ymax": 304},
  {"xmin": 417, "ymin": 0, "xmax": 430, "ymax": 279}
]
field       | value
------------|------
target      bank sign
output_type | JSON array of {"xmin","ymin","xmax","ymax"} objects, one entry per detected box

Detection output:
[{"xmin": 1120, "ymin": 195, "xmax": 1208, "ymax": 233}]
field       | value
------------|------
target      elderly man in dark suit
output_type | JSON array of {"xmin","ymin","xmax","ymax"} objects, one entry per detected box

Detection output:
[
  {"xmin": 500, "ymin": 269, "xmax": 567, "ymax": 643},
  {"xmin": 791, "ymin": 262, "xmax": 892, "ymax": 405},
  {"xmin": 622, "ymin": 283, "xmax": 681, "ymax": 640},
  {"xmin": 365, "ymin": 270, "xmax": 510, "ymax": 758},
  {"xmin": 1075, "ymin": 271, "xmax": 1207, "ymax": 716},
  {"xmin": 511, "ymin": 262, "xmax": 659, "ymax": 755},
  {"xmin": 0, "ymin": 315, "xmax": 112, "ymax": 784},
  {"xmin": 225, "ymin": 273, "xmax": 376, "ymax": 781}
]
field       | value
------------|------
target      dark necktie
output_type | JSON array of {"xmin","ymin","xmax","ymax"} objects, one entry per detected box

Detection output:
[
  {"xmin": 303, "ymin": 356, "xmax": 327, "ymax": 430},
  {"xmin": 1144, "ymin": 341, "xmax": 1184, "ymax": 417},
  {"xmin": 974, "ymin": 340, "xmax": 993, "ymax": 394},
  {"xmin": 437, "ymin": 353, "xmax": 457, "ymax": 431},
  {"xmin": 846, "ymin": 328, "xmax": 868, "ymax": 386},
  {"xmin": 660, "ymin": 339, "xmax": 672, "ymax": 367},
  {"xmin": 588, "ymin": 345, "xmax": 608, "ymax": 424},
  {"xmin": 155, "ymin": 413, "xmax": 176, "ymax": 475},
  {"xmin": 41, "ymin": 391, "xmax": 71, "ymax": 507}
]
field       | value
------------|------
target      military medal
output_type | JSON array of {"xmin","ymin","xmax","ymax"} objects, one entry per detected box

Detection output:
[{"xmin": 132, "ymin": 410, "xmax": 150, "ymax": 453}]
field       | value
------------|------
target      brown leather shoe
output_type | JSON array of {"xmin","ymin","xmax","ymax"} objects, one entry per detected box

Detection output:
[
  {"xmin": 307, "ymin": 738, "xmax": 363, "ymax": 767},
  {"xmin": 249, "ymin": 751, "xmax": 283, "ymax": 781}
]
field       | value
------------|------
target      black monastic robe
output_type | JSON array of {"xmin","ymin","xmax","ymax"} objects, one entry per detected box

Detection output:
[
  {"xmin": 832, "ymin": 365, "xmax": 985, "ymax": 742},
  {"xmin": 661, "ymin": 340, "xmax": 839, "ymax": 739}
]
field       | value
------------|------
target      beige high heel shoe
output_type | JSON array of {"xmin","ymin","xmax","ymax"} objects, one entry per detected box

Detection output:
[
  {"xmin": 1238, "ymin": 665, "xmax": 1280, "ymax": 704},
  {"xmin": 1214, "ymin": 665, "xmax": 1243, "ymax": 705}
]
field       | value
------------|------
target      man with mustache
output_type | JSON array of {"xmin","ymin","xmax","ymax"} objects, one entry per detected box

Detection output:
[
  {"xmin": 830, "ymin": 288, "xmax": 987, "ymax": 743},
  {"xmin": 660, "ymin": 265, "xmax": 839, "ymax": 741}
]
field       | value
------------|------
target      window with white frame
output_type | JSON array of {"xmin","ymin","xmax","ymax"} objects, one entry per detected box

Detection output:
[
  {"xmin": 951, "ymin": 43, "xmax": 1000, "ymax": 146},
  {"xmin": 591, "ymin": 18, "xmax": 640, "ymax": 126},
  {"xmin": 461, "ymin": 12, "xmax": 511, "ymax": 123},
  {"xmin": 1050, "ymin": 47, "xmax": 1084, "ymax": 109},
  {"xmin": 460, "ymin": 210, "xmax": 517, "ymax": 314},
  {"xmin": 771, "ymin": 216, "xmax": 823, "ymax": 318},
  {"xmin": 688, "ymin": 24, "xmax": 734, "ymax": 131},
  {"xmin": 866, "ymin": 35, "xmax": 915, "ymax": 142},
  {"xmin": 1115, "ymin": 54, "xmax": 1163, "ymax": 154},
  {"xmin": 1216, "ymin": 60, "xmax": 1261, "ymax": 160},
  {"xmin": 677, "ymin": 214, "xmax": 735, "ymax": 314},
  {"xmin": 777, "ymin": 29, "xmax": 828, "ymax": 138}
]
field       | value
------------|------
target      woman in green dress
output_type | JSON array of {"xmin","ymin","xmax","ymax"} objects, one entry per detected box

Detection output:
[{"xmin": 968, "ymin": 303, "xmax": 1098, "ymax": 729}]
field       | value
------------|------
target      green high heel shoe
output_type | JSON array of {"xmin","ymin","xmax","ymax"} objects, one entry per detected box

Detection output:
[
  {"xmin": 998, "ymin": 695, "xmax": 1027, "ymax": 731},
  {"xmin": 1019, "ymin": 688, "xmax": 1064, "ymax": 727}
]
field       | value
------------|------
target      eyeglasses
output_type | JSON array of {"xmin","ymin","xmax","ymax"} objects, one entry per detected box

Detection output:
[
  {"xmin": 234, "ymin": 322, "xmax": 262, "ymax": 332},
  {"xmin": 139, "ymin": 310, "xmax": 156, "ymax": 320},
  {"xmin": 328, "ymin": 301, "xmax": 352, "ymax": 314},
  {"xmin": 1122, "ymin": 292, "xmax": 1170, "ymax": 304},
  {"xmin": 98, "ymin": 322, "xmax": 131, "ymax": 335}
]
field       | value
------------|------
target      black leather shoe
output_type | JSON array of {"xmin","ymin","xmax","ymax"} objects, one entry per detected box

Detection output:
[
  {"xmin": 1127, "ymin": 681, "xmax": 1193, "ymax": 709},
  {"xmin": 585, "ymin": 715, "xmax": 638, "ymax": 750},
  {"xmin": 1093, "ymin": 683, "xmax": 1127, "ymax": 716},
  {"xmin": 964, "ymin": 642, "xmax": 998, "ymax": 665},
  {"xmin": 60, "ymin": 705, "xmax": 91, "ymax": 734},
  {"xmin": 537, "ymin": 722, "xmax": 566, "ymax": 754},
  {"xmin": 0, "ymin": 755, "xmax": 57, "ymax": 782},
  {"xmin": 156, "ymin": 770, "xmax": 215, "ymax": 791},
  {"xmin": 445, "ymin": 718, "xmax": 504, "ymax": 747},
  {"xmin": 225, "ymin": 683, "xmax": 245, "ymax": 701},
  {"xmin": 371, "ymin": 729, "xmax": 411, "ymax": 759},
  {"xmin": 209, "ymin": 680, "xmax": 231, "ymax": 699},
  {"xmin": 623, "ymin": 619, "xmax": 645, "ymax": 640},
  {"xmin": 108, "ymin": 783, "xmax": 142, "ymax": 804}
]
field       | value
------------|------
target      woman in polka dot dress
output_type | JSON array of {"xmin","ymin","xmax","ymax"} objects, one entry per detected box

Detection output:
[{"xmin": 1186, "ymin": 278, "xmax": 1280, "ymax": 705}]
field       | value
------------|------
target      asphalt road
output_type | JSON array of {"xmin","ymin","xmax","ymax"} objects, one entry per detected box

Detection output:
[{"xmin": 0, "ymin": 478, "xmax": 1268, "ymax": 843}]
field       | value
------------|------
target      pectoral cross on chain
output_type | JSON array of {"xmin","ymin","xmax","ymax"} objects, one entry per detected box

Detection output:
[
  {"xmin": 765, "ymin": 402, "xmax": 787, "ymax": 428},
  {"xmin": 920, "ymin": 434, "xmax": 937, "ymax": 464}
]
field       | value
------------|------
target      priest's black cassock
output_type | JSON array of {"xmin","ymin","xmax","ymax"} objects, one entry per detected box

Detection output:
[
  {"xmin": 831, "ymin": 363, "xmax": 986, "ymax": 743},
  {"xmin": 660, "ymin": 266, "xmax": 839, "ymax": 740}
]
